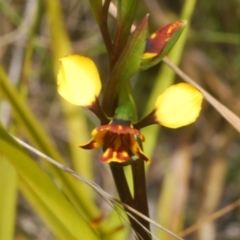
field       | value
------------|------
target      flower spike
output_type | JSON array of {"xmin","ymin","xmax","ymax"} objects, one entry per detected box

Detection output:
[{"xmin": 57, "ymin": 55, "xmax": 102, "ymax": 107}]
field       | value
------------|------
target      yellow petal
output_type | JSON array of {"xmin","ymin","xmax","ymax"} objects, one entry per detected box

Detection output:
[
  {"xmin": 57, "ymin": 55, "xmax": 101, "ymax": 106},
  {"xmin": 155, "ymin": 83, "xmax": 203, "ymax": 128}
]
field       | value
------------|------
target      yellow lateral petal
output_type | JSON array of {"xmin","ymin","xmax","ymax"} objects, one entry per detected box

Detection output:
[
  {"xmin": 155, "ymin": 83, "xmax": 203, "ymax": 128},
  {"xmin": 57, "ymin": 55, "xmax": 101, "ymax": 106}
]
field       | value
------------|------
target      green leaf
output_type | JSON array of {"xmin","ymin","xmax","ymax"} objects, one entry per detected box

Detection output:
[
  {"xmin": 117, "ymin": 0, "xmax": 138, "ymax": 23},
  {"xmin": 114, "ymin": 0, "xmax": 139, "ymax": 53},
  {"xmin": 0, "ymin": 156, "xmax": 17, "ymax": 240},
  {"xmin": 44, "ymin": 0, "xmax": 71, "ymax": 69},
  {"xmin": 88, "ymin": 0, "xmax": 103, "ymax": 24},
  {"xmin": 19, "ymin": 178, "xmax": 75, "ymax": 240},
  {"xmin": 102, "ymin": 15, "xmax": 148, "ymax": 116}
]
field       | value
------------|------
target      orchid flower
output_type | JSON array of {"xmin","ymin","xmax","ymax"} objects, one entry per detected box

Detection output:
[{"xmin": 57, "ymin": 54, "xmax": 203, "ymax": 164}]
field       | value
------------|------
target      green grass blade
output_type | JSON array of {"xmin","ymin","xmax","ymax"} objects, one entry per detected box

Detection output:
[
  {"xmin": 0, "ymin": 123, "xmax": 100, "ymax": 240},
  {"xmin": 0, "ymin": 156, "xmax": 17, "ymax": 240},
  {"xmin": 19, "ymin": 178, "xmax": 75, "ymax": 240},
  {"xmin": 0, "ymin": 0, "xmax": 21, "ymax": 26}
]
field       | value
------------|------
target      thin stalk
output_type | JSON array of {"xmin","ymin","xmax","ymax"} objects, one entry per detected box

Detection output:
[
  {"xmin": 132, "ymin": 160, "xmax": 151, "ymax": 240},
  {"xmin": 110, "ymin": 160, "xmax": 151, "ymax": 240},
  {"xmin": 110, "ymin": 164, "xmax": 133, "ymax": 207},
  {"xmin": 89, "ymin": 98, "xmax": 109, "ymax": 124},
  {"xmin": 99, "ymin": 0, "xmax": 113, "ymax": 58},
  {"xmin": 134, "ymin": 110, "xmax": 157, "ymax": 130}
]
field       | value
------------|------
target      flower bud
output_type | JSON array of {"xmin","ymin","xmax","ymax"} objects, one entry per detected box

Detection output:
[{"xmin": 141, "ymin": 20, "xmax": 186, "ymax": 70}]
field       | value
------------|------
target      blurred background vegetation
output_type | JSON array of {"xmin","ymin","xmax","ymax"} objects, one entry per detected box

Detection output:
[{"xmin": 0, "ymin": 0, "xmax": 240, "ymax": 239}]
